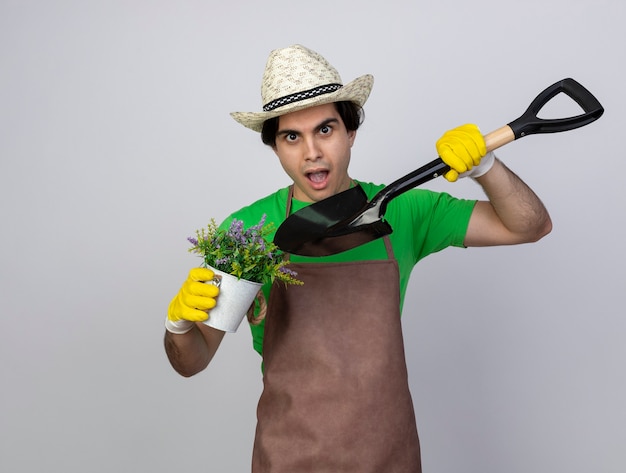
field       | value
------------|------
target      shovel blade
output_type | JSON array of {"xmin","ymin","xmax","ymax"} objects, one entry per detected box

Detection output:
[
  {"xmin": 276, "ymin": 219, "xmax": 392, "ymax": 256},
  {"xmin": 274, "ymin": 185, "xmax": 370, "ymax": 254}
]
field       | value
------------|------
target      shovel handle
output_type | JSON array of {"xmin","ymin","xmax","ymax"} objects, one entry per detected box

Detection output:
[
  {"xmin": 372, "ymin": 78, "xmax": 603, "ymax": 216},
  {"xmin": 485, "ymin": 77, "xmax": 604, "ymax": 152}
]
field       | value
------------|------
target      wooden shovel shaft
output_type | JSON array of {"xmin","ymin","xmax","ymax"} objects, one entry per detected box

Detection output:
[{"xmin": 484, "ymin": 125, "xmax": 516, "ymax": 153}]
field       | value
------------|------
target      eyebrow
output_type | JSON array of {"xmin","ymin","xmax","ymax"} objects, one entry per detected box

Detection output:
[{"xmin": 276, "ymin": 118, "xmax": 340, "ymax": 138}]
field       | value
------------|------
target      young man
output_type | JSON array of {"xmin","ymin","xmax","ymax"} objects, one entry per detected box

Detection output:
[{"xmin": 164, "ymin": 45, "xmax": 552, "ymax": 472}]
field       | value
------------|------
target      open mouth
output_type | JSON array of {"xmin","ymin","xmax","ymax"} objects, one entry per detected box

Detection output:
[{"xmin": 306, "ymin": 170, "xmax": 329, "ymax": 184}]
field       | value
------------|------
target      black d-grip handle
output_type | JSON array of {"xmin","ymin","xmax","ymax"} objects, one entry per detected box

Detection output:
[{"xmin": 507, "ymin": 78, "xmax": 604, "ymax": 138}]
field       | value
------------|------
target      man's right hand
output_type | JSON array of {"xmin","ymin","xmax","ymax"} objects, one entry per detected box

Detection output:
[{"xmin": 165, "ymin": 268, "xmax": 220, "ymax": 334}]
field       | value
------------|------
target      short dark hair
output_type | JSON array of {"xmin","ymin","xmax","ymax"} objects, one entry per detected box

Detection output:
[{"xmin": 261, "ymin": 101, "xmax": 364, "ymax": 147}]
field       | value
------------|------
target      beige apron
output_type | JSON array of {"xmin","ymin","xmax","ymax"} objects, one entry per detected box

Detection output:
[{"xmin": 252, "ymin": 189, "xmax": 421, "ymax": 472}]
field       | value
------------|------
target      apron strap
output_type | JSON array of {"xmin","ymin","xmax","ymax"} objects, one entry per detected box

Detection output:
[{"xmin": 286, "ymin": 185, "xmax": 294, "ymax": 215}]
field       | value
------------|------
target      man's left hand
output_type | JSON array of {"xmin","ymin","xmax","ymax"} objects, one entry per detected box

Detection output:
[{"xmin": 436, "ymin": 124, "xmax": 494, "ymax": 182}]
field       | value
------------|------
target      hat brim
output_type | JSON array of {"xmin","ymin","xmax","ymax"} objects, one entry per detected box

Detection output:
[{"xmin": 230, "ymin": 74, "xmax": 374, "ymax": 133}]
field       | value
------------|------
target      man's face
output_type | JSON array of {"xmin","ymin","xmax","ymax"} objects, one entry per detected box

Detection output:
[{"xmin": 273, "ymin": 103, "xmax": 356, "ymax": 203}]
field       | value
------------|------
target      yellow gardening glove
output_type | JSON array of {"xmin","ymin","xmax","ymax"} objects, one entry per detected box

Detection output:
[
  {"xmin": 165, "ymin": 268, "xmax": 220, "ymax": 334},
  {"xmin": 436, "ymin": 124, "xmax": 494, "ymax": 182}
]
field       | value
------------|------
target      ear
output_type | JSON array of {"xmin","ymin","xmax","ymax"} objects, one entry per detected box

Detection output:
[{"xmin": 348, "ymin": 129, "xmax": 357, "ymax": 147}]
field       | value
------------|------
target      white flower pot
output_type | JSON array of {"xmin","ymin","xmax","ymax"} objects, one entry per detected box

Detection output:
[{"xmin": 202, "ymin": 266, "xmax": 263, "ymax": 333}]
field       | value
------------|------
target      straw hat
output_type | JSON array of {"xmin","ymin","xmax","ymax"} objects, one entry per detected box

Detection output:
[{"xmin": 231, "ymin": 44, "xmax": 374, "ymax": 132}]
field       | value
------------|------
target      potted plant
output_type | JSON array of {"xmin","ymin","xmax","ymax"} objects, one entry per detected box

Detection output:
[{"xmin": 187, "ymin": 214, "xmax": 302, "ymax": 332}]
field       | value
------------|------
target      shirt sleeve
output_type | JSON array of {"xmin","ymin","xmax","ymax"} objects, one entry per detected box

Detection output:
[{"xmin": 385, "ymin": 188, "xmax": 476, "ymax": 264}]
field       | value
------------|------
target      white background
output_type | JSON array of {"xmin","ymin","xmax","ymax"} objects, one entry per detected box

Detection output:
[{"xmin": 1, "ymin": 1, "xmax": 624, "ymax": 472}]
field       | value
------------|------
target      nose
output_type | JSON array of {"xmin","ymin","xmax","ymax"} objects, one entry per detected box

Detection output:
[{"xmin": 303, "ymin": 135, "xmax": 322, "ymax": 161}]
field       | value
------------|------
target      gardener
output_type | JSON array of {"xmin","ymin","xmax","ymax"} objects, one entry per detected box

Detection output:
[{"xmin": 164, "ymin": 45, "xmax": 552, "ymax": 472}]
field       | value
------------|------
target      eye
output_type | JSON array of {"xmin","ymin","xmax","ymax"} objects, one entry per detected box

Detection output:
[
  {"xmin": 319, "ymin": 125, "xmax": 332, "ymax": 135},
  {"xmin": 285, "ymin": 132, "xmax": 298, "ymax": 142}
]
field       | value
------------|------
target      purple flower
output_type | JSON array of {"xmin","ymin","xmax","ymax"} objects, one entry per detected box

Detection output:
[
  {"xmin": 249, "ymin": 214, "xmax": 267, "ymax": 232},
  {"xmin": 227, "ymin": 219, "xmax": 247, "ymax": 245},
  {"xmin": 187, "ymin": 237, "xmax": 198, "ymax": 246},
  {"xmin": 279, "ymin": 266, "xmax": 298, "ymax": 277}
]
